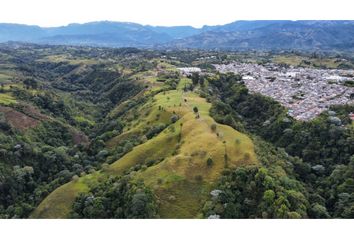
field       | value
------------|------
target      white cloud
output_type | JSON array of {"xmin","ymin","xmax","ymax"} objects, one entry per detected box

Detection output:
[{"xmin": 1, "ymin": 0, "xmax": 353, "ymax": 27}]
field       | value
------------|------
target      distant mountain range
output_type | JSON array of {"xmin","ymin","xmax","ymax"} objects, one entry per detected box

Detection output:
[{"xmin": 1, "ymin": 20, "xmax": 354, "ymax": 50}]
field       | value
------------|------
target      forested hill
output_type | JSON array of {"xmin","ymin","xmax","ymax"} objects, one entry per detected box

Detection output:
[{"xmin": 1, "ymin": 20, "xmax": 354, "ymax": 50}]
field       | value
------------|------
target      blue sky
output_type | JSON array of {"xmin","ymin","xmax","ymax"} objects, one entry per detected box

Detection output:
[{"xmin": 1, "ymin": 0, "xmax": 353, "ymax": 27}]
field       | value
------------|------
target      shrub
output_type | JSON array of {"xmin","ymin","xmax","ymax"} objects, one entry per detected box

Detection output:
[
  {"xmin": 146, "ymin": 124, "xmax": 166, "ymax": 139},
  {"xmin": 171, "ymin": 114, "xmax": 179, "ymax": 123},
  {"xmin": 207, "ymin": 157, "xmax": 214, "ymax": 167}
]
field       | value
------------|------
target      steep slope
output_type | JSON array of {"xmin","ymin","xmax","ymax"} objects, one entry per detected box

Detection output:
[
  {"xmin": 0, "ymin": 44, "xmax": 145, "ymax": 218},
  {"xmin": 31, "ymin": 64, "xmax": 257, "ymax": 218}
]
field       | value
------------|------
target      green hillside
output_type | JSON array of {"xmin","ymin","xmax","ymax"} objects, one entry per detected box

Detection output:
[{"xmin": 32, "ymin": 64, "xmax": 257, "ymax": 218}]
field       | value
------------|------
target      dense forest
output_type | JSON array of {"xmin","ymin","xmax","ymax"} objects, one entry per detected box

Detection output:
[
  {"xmin": 0, "ymin": 44, "xmax": 147, "ymax": 217},
  {"xmin": 0, "ymin": 43, "xmax": 353, "ymax": 218},
  {"xmin": 208, "ymin": 73, "xmax": 354, "ymax": 218}
]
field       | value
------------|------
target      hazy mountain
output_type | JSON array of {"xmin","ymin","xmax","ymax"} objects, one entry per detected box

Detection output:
[
  {"xmin": 201, "ymin": 20, "xmax": 291, "ymax": 32},
  {"xmin": 0, "ymin": 22, "xmax": 175, "ymax": 47},
  {"xmin": 0, "ymin": 23, "xmax": 45, "ymax": 42},
  {"xmin": 0, "ymin": 20, "xmax": 354, "ymax": 50},
  {"xmin": 169, "ymin": 20, "xmax": 354, "ymax": 50}
]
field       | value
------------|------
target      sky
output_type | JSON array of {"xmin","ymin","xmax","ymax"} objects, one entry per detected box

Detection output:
[{"xmin": 1, "ymin": 0, "xmax": 354, "ymax": 28}]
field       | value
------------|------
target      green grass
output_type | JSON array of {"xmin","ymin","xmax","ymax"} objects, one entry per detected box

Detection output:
[
  {"xmin": 119, "ymin": 88, "xmax": 257, "ymax": 217},
  {"xmin": 273, "ymin": 55, "xmax": 348, "ymax": 69},
  {"xmin": 0, "ymin": 73, "xmax": 12, "ymax": 83},
  {"xmin": 273, "ymin": 55, "xmax": 304, "ymax": 66},
  {"xmin": 108, "ymin": 125, "xmax": 180, "ymax": 175},
  {"xmin": 40, "ymin": 55, "xmax": 99, "ymax": 65},
  {"xmin": 0, "ymin": 93, "xmax": 17, "ymax": 105},
  {"xmin": 31, "ymin": 180, "xmax": 89, "ymax": 218},
  {"xmin": 74, "ymin": 116, "xmax": 95, "ymax": 126},
  {"xmin": 31, "ymin": 172, "xmax": 101, "ymax": 218},
  {"xmin": 177, "ymin": 77, "xmax": 192, "ymax": 90}
]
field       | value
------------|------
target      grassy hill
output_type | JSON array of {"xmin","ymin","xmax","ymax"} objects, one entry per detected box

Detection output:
[{"xmin": 31, "ymin": 64, "xmax": 257, "ymax": 218}]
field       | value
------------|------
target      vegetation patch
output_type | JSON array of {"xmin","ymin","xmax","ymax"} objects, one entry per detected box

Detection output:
[
  {"xmin": 0, "ymin": 93, "xmax": 17, "ymax": 105},
  {"xmin": 0, "ymin": 106, "xmax": 40, "ymax": 131}
]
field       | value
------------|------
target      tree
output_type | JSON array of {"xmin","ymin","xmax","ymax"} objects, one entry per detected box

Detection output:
[
  {"xmin": 193, "ymin": 106, "xmax": 199, "ymax": 113},
  {"xmin": 171, "ymin": 115, "xmax": 179, "ymax": 123},
  {"xmin": 207, "ymin": 157, "xmax": 214, "ymax": 167},
  {"xmin": 190, "ymin": 72, "xmax": 200, "ymax": 85},
  {"xmin": 71, "ymin": 176, "xmax": 157, "ymax": 219},
  {"xmin": 263, "ymin": 190, "xmax": 275, "ymax": 205},
  {"xmin": 23, "ymin": 78, "xmax": 38, "ymax": 89},
  {"xmin": 199, "ymin": 77, "xmax": 205, "ymax": 87},
  {"xmin": 309, "ymin": 204, "xmax": 330, "ymax": 218}
]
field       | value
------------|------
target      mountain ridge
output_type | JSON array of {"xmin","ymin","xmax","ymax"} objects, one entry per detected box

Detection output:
[{"xmin": 1, "ymin": 20, "xmax": 354, "ymax": 50}]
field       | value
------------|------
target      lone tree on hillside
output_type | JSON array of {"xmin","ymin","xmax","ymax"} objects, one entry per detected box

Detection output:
[
  {"xmin": 207, "ymin": 157, "xmax": 214, "ymax": 167},
  {"xmin": 193, "ymin": 106, "xmax": 199, "ymax": 113},
  {"xmin": 171, "ymin": 114, "xmax": 179, "ymax": 123}
]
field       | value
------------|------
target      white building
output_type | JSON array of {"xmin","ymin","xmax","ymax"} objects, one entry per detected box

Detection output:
[{"xmin": 178, "ymin": 67, "xmax": 202, "ymax": 76}]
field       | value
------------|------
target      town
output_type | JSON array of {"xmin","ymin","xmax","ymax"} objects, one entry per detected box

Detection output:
[{"xmin": 215, "ymin": 62, "xmax": 354, "ymax": 121}]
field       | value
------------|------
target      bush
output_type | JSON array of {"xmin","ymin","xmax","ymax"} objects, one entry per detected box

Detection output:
[
  {"xmin": 171, "ymin": 114, "xmax": 179, "ymax": 123},
  {"xmin": 146, "ymin": 124, "xmax": 166, "ymax": 139},
  {"xmin": 0, "ymin": 121, "xmax": 11, "ymax": 131}
]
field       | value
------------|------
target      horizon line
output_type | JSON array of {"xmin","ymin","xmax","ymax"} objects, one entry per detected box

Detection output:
[{"xmin": 0, "ymin": 19, "xmax": 333, "ymax": 29}]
